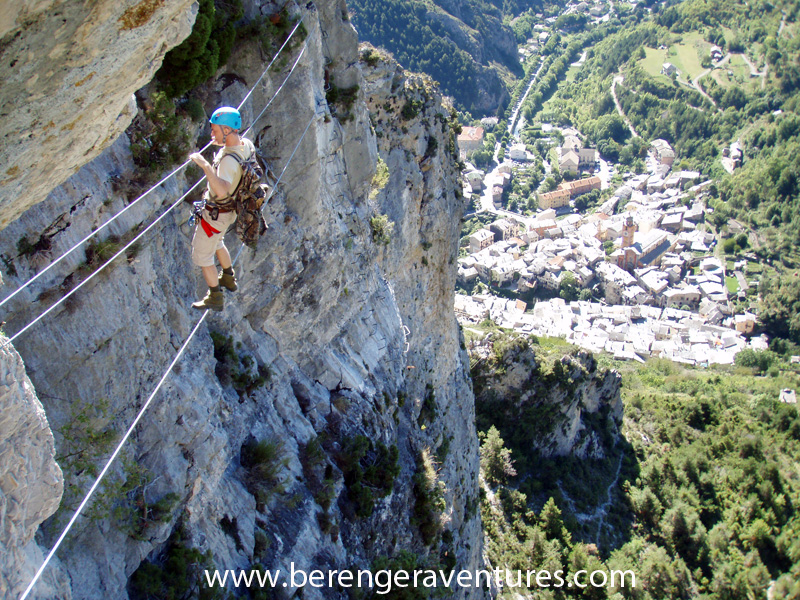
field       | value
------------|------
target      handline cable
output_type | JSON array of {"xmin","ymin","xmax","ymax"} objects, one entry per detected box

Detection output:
[
  {"xmin": 1, "ymin": 177, "xmax": 206, "ymax": 349},
  {"xmin": 18, "ymin": 110, "xmax": 319, "ymax": 600},
  {"xmin": 0, "ymin": 15, "xmax": 309, "ymax": 311},
  {"xmin": 0, "ymin": 144, "xmax": 210, "ymax": 310},
  {"xmin": 2, "ymin": 23, "xmax": 315, "ymax": 346},
  {"xmin": 17, "ymin": 309, "xmax": 211, "ymax": 600}
]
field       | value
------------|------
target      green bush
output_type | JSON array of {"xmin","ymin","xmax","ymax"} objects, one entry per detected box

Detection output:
[
  {"xmin": 401, "ymin": 99, "xmax": 423, "ymax": 121},
  {"xmin": 417, "ymin": 383, "xmax": 437, "ymax": 427},
  {"xmin": 735, "ymin": 349, "xmax": 779, "ymax": 373},
  {"xmin": 210, "ymin": 332, "xmax": 271, "ymax": 398},
  {"xmin": 129, "ymin": 525, "xmax": 223, "ymax": 600},
  {"xmin": 326, "ymin": 82, "xmax": 360, "ymax": 122},
  {"xmin": 128, "ymin": 91, "xmax": 191, "ymax": 179},
  {"xmin": 370, "ymin": 214, "xmax": 395, "ymax": 246},
  {"xmin": 336, "ymin": 436, "xmax": 399, "ymax": 518},
  {"xmin": 370, "ymin": 158, "xmax": 390, "ymax": 200},
  {"xmin": 183, "ymin": 96, "xmax": 206, "ymax": 122},
  {"xmin": 241, "ymin": 438, "xmax": 288, "ymax": 508}
]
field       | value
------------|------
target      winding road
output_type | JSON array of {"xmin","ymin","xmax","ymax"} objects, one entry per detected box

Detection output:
[{"xmin": 688, "ymin": 69, "xmax": 718, "ymax": 109}]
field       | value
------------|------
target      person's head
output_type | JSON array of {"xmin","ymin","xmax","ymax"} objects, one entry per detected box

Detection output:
[{"xmin": 209, "ymin": 106, "xmax": 242, "ymax": 145}]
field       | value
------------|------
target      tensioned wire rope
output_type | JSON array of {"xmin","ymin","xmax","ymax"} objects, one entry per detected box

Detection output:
[
  {"xmin": 0, "ymin": 16, "xmax": 307, "ymax": 312},
  {"xmin": 1, "ymin": 19, "xmax": 314, "ymax": 350},
  {"xmin": 18, "ymin": 103, "xmax": 319, "ymax": 600}
]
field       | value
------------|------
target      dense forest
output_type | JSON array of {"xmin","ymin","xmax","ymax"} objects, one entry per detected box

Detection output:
[
  {"xmin": 472, "ymin": 331, "xmax": 800, "ymax": 599},
  {"xmin": 347, "ymin": 0, "xmax": 553, "ymax": 113}
]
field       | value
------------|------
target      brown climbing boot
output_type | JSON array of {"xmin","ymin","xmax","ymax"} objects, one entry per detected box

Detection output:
[
  {"xmin": 192, "ymin": 287, "xmax": 224, "ymax": 311},
  {"xmin": 218, "ymin": 268, "xmax": 238, "ymax": 292}
]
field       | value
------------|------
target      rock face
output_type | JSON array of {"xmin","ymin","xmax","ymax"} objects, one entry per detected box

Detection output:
[
  {"xmin": 0, "ymin": 336, "xmax": 68, "ymax": 599},
  {"xmin": 426, "ymin": 0, "xmax": 519, "ymax": 68},
  {"xmin": 470, "ymin": 335, "xmax": 623, "ymax": 459},
  {"xmin": 0, "ymin": 0, "xmax": 197, "ymax": 229},
  {"xmin": 0, "ymin": 1, "xmax": 487, "ymax": 598}
]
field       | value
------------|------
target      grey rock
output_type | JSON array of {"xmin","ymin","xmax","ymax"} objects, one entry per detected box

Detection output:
[
  {"xmin": 0, "ymin": 336, "xmax": 68, "ymax": 599},
  {"xmin": 0, "ymin": 0, "xmax": 197, "ymax": 229}
]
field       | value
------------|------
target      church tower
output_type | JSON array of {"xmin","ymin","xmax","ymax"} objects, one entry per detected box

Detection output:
[{"xmin": 622, "ymin": 216, "xmax": 637, "ymax": 248}]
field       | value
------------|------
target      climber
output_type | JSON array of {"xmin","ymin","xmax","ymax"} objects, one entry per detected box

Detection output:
[{"xmin": 188, "ymin": 106, "xmax": 255, "ymax": 311}]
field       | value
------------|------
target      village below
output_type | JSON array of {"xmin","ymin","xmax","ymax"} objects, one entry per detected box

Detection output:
[{"xmin": 452, "ymin": 0, "xmax": 779, "ymax": 370}]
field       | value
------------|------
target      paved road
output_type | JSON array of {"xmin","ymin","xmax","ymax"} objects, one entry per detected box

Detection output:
[
  {"xmin": 509, "ymin": 60, "xmax": 546, "ymax": 138},
  {"xmin": 597, "ymin": 156, "xmax": 611, "ymax": 190},
  {"xmin": 610, "ymin": 75, "xmax": 640, "ymax": 138}
]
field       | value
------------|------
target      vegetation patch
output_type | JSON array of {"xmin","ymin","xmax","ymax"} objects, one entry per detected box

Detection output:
[
  {"xmin": 128, "ymin": 524, "xmax": 222, "ymax": 599},
  {"xmin": 326, "ymin": 80, "xmax": 360, "ymax": 122},
  {"xmin": 369, "ymin": 213, "xmax": 394, "ymax": 246},
  {"xmin": 411, "ymin": 449, "xmax": 446, "ymax": 545},
  {"xmin": 369, "ymin": 157, "xmax": 390, "ymax": 200},
  {"xmin": 241, "ymin": 437, "xmax": 288, "ymax": 511},
  {"xmin": 334, "ymin": 435, "xmax": 399, "ymax": 519},
  {"xmin": 154, "ymin": 0, "xmax": 242, "ymax": 98},
  {"xmin": 210, "ymin": 332, "xmax": 272, "ymax": 399}
]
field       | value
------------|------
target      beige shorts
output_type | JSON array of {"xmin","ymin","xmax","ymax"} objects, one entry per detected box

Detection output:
[{"xmin": 191, "ymin": 208, "xmax": 237, "ymax": 267}]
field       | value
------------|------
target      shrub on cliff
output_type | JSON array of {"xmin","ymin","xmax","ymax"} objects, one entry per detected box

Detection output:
[{"xmin": 155, "ymin": 0, "xmax": 242, "ymax": 98}]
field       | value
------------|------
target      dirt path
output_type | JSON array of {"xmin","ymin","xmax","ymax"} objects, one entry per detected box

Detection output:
[
  {"xmin": 592, "ymin": 452, "xmax": 624, "ymax": 546},
  {"xmin": 689, "ymin": 69, "xmax": 718, "ymax": 110},
  {"xmin": 611, "ymin": 75, "xmax": 639, "ymax": 138},
  {"xmin": 555, "ymin": 446, "xmax": 626, "ymax": 549}
]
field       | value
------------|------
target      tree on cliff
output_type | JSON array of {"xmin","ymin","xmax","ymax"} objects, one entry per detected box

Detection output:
[{"xmin": 480, "ymin": 425, "xmax": 517, "ymax": 486}]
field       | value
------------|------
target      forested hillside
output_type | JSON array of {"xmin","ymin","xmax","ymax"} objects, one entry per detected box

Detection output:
[
  {"xmin": 347, "ymin": 0, "xmax": 549, "ymax": 114},
  {"xmin": 474, "ymin": 331, "xmax": 800, "ymax": 599}
]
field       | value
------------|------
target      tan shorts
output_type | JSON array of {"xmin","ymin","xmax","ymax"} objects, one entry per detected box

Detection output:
[{"xmin": 191, "ymin": 208, "xmax": 237, "ymax": 267}]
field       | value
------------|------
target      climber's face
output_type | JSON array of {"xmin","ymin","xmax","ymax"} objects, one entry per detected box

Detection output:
[{"xmin": 210, "ymin": 123, "xmax": 232, "ymax": 146}]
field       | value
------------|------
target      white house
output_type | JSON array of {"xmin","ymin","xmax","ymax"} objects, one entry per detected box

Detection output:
[{"xmin": 509, "ymin": 143, "xmax": 528, "ymax": 161}]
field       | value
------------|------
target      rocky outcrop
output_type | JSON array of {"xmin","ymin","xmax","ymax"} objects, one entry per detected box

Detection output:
[
  {"xmin": 0, "ymin": 0, "xmax": 197, "ymax": 229},
  {"xmin": 0, "ymin": 336, "xmax": 68, "ymax": 599},
  {"xmin": 0, "ymin": 1, "xmax": 486, "ymax": 598},
  {"xmin": 470, "ymin": 334, "xmax": 622, "ymax": 459},
  {"xmin": 348, "ymin": 0, "xmax": 517, "ymax": 115}
]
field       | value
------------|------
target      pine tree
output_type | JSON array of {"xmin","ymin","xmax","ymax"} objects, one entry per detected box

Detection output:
[{"xmin": 480, "ymin": 426, "xmax": 517, "ymax": 486}]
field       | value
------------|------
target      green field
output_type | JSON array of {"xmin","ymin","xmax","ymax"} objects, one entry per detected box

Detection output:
[
  {"xmin": 710, "ymin": 54, "xmax": 763, "ymax": 91},
  {"xmin": 564, "ymin": 63, "xmax": 581, "ymax": 83},
  {"xmin": 726, "ymin": 275, "xmax": 740, "ymax": 294},
  {"xmin": 667, "ymin": 31, "xmax": 708, "ymax": 80},
  {"xmin": 639, "ymin": 46, "xmax": 671, "ymax": 81},
  {"xmin": 639, "ymin": 31, "xmax": 710, "ymax": 82}
]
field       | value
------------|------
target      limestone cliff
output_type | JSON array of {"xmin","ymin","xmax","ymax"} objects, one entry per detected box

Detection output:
[
  {"xmin": 0, "ymin": 0, "xmax": 198, "ymax": 229},
  {"xmin": 0, "ymin": 1, "xmax": 486, "ymax": 599},
  {"xmin": 470, "ymin": 334, "xmax": 623, "ymax": 460},
  {"xmin": 0, "ymin": 337, "xmax": 68, "ymax": 600}
]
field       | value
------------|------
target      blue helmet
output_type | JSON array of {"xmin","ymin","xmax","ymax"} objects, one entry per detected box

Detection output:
[{"xmin": 210, "ymin": 106, "xmax": 242, "ymax": 130}]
